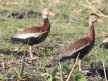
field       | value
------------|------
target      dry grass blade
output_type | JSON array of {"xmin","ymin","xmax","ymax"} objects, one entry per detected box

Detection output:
[
  {"xmin": 0, "ymin": 18, "xmax": 7, "ymax": 21},
  {"xmin": 85, "ymin": 0, "xmax": 108, "ymax": 18},
  {"xmin": 20, "ymin": 57, "xmax": 25, "ymax": 77},
  {"xmin": 2, "ymin": 58, "xmax": 5, "ymax": 70},
  {"xmin": 66, "ymin": 61, "xmax": 77, "ymax": 81},
  {"xmin": 102, "ymin": 59, "xmax": 107, "ymax": 81},
  {"xmin": 66, "ymin": 53, "xmax": 80, "ymax": 81},
  {"xmin": 59, "ymin": 62, "xmax": 64, "ymax": 81}
]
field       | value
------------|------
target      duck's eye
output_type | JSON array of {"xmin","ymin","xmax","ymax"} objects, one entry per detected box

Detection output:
[{"xmin": 94, "ymin": 16, "xmax": 97, "ymax": 18}]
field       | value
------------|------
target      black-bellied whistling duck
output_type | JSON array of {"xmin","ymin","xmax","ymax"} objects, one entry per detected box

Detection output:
[
  {"xmin": 57, "ymin": 14, "xmax": 103, "ymax": 71},
  {"xmin": 11, "ymin": 8, "xmax": 54, "ymax": 59},
  {"xmin": 100, "ymin": 34, "xmax": 108, "ymax": 48}
]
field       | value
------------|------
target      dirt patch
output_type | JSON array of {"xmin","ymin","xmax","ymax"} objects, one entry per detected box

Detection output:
[{"xmin": 6, "ymin": 10, "xmax": 41, "ymax": 19}]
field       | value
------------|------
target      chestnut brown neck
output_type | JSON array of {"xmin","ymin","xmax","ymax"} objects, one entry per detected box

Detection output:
[
  {"xmin": 42, "ymin": 18, "xmax": 50, "ymax": 31},
  {"xmin": 87, "ymin": 22, "xmax": 95, "ymax": 42}
]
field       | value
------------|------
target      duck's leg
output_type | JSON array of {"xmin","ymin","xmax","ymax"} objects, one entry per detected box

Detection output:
[
  {"xmin": 78, "ymin": 59, "xmax": 91, "ymax": 74},
  {"xmin": 29, "ymin": 45, "xmax": 34, "ymax": 59},
  {"xmin": 24, "ymin": 46, "xmax": 37, "ymax": 65},
  {"xmin": 78, "ymin": 59, "xmax": 82, "ymax": 71},
  {"xmin": 29, "ymin": 45, "xmax": 39, "ymax": 60}
]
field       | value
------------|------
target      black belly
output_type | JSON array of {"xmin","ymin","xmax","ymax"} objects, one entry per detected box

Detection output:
[
  {"xmin": 71, "ymin": 46, "xmax": 90, "ymax": 59},
  {"xmin": 102, "ymin": 42, "xmax": 108, "ymax": 48},
  {"xmin": 11, "ymin": 32, "xmax": 49, "ymax": 46}
]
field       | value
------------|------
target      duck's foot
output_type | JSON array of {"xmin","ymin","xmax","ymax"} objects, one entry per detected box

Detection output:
[
  {"xmin": 81, "ymin": 70, "xmax": 91, "ymax": 74},
  {"xmin": 79, "ymin": 69, "xmax": 92, "ymax": 77},
  {"xmin": 24, "ymin": 61, "xmax": 36, "ymax": 68},
  {"xmin": 31, "ymin": 56, "xmax": 39, "ymax": 60},
  {"xmin": 27, "ymin": 56, "xmax": 39, "ymax": 61},
  {"xmin": 24, "ymin": 56, "xmax": 39, "ymax": 65},
  {"xmin": 24, "ymin": 61, "xmax": 31, "ymax": 66}
]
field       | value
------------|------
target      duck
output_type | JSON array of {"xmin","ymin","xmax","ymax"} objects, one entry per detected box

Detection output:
[
  {"xmin": 100, "ymin": 34, "xmax": 108, "ymax": 48},
  {"xmin": 11, "ymin": 8, "xmax": 54, "ymax": 59},
  {"xmin": 57, "ymin": 14, "xmax": 103, "ymax": 71}
]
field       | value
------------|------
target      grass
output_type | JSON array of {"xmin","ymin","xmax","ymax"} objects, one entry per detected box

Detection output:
[{"xmin": 0, "ymin": 0, "xmax": 108, "ymax": 81}]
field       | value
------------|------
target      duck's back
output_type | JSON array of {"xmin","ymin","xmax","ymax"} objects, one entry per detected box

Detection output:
[{"xmin": 57, "ymin": 37, "xmax": 94, "ymax": 61}]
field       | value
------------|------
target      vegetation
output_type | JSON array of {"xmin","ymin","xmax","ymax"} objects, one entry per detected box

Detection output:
[{"xmin": 0, "ymin": 0, "xmax": 108, "ymax": 81}]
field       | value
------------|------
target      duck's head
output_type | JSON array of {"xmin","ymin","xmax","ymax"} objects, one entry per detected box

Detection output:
[
  {"xmin": 89, "ymin": 13, "xmax": 103, "ymax": 23},
  {"xmin": 42, "ymin": 8, "xmax": 54, "ymax": 19},
  {"xmin": 105, "ymin": 34, "xmax": 108, "ymax": 38}
]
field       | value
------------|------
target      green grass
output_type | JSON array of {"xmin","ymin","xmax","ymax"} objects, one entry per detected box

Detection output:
[{"xmin": 0, "ymin": 0, "xmax": 108, "ymax": 81}]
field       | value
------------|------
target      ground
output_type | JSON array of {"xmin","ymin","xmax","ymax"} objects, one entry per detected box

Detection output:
[{"xmin": 0, "ymin": 0, "xmax": 108, "ymax": 81}]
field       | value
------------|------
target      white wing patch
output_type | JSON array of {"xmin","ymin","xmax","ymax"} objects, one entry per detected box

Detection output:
[
  {"xmin": 13, "ymin": 32, "xmax": 46, "ymax": 39},
  {"xmin": 68, "ymin": 43, "xmax": 90, "ymax": 56},
  {"xmin": 103, "ymin": 38, "xmax": 108, "ymax": 43}
]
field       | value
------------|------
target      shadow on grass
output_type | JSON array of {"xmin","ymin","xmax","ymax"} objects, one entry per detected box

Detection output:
[
  {"xmin": 0, "ymin": 45, "xmax": 54, "ymax": 58},
  {"xmin": 0, "ymin": 49, "xmax": 30, "ymax": 58},
  {"xmin": 84, "ymin": 61, "xmax": 108, "ymax": 80},
  {"xmin": 97, "ymin": 68, "xmax": 108, "ymax": 80}
]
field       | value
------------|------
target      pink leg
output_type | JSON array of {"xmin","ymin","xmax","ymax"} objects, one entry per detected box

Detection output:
[
  {"xmin": 29, "ymin": 46, "xmax": 39, "ymax": 60},
  {"xmin": 29, "ymin": 46, "xmax": 34, "ymax": 59}
]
